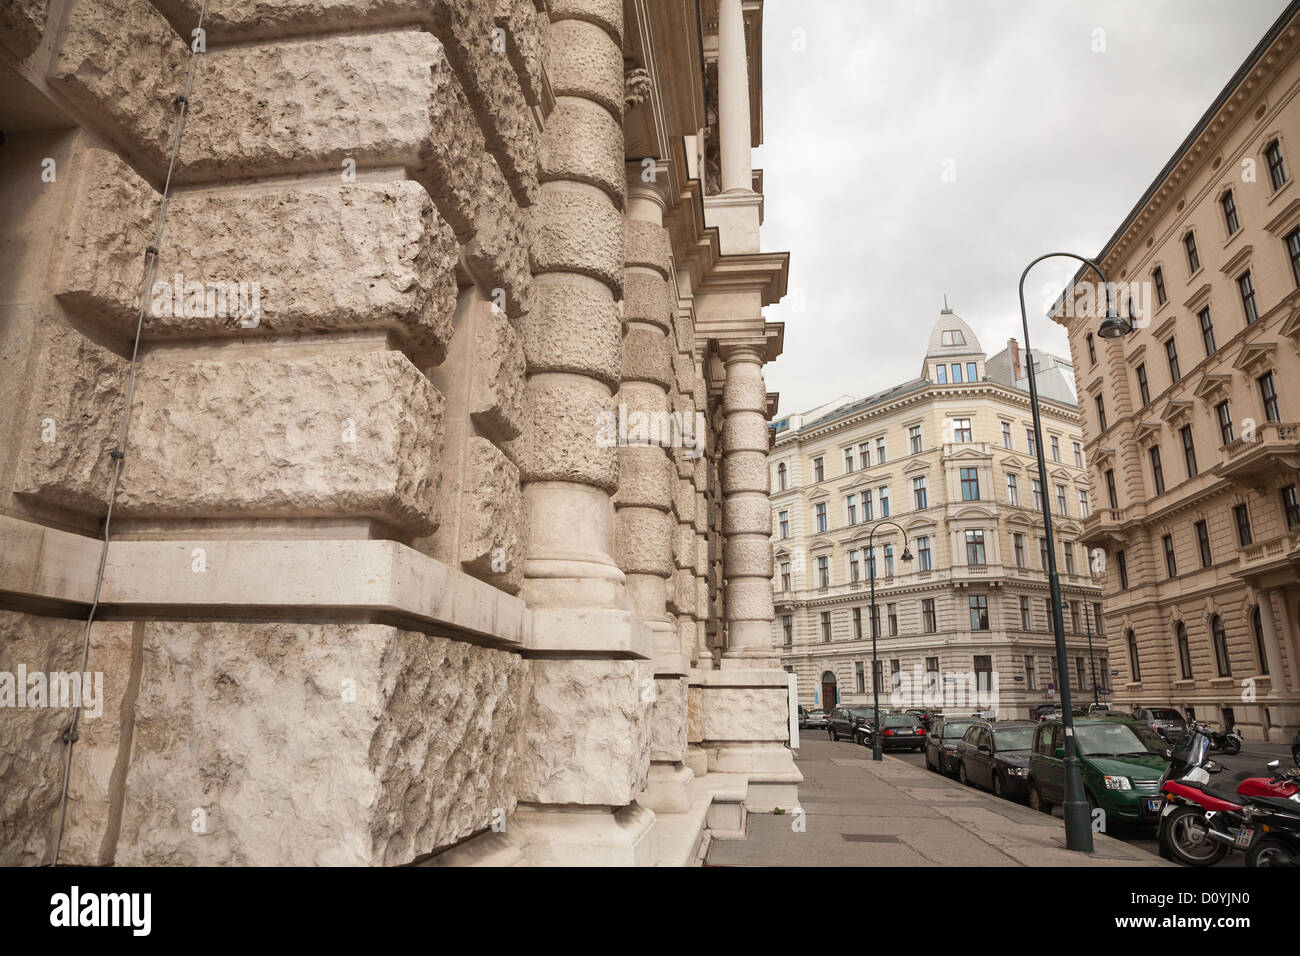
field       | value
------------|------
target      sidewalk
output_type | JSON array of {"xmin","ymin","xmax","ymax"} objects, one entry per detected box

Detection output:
[{"xmin": 705, "ymin": 739, "xmax": 1170, "ymax": 866}]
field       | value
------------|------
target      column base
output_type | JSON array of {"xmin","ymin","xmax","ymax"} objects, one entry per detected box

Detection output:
[
  {"xmin": 640, "ymin": 762, "xmax": 696, "ymax": 813},
  {"xmin": 704, "ymin": 742, "xmax": 802, "ymax": 812}
]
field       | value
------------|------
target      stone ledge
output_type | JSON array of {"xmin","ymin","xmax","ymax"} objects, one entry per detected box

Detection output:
[
  {"xmin": 0, "ymin": 515, "xmax": 529, "ymax": 648},
  {"xmin": 528, "ymin": 606, "xmax": 652, "ymax": 659}
]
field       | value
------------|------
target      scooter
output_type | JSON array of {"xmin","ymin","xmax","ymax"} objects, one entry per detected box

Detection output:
[
  {"xmin": 1158, "ymin": 732, "xmax": 1300, "ymax": 866},
  {"xmin": 1190, "ymin": 719, "xmax": 1243, "ymax": 755}
]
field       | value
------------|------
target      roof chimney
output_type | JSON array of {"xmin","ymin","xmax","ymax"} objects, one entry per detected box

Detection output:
[{"xmin": 1008, "ymin": 338, "xmax": 1021, "ymax": 380}]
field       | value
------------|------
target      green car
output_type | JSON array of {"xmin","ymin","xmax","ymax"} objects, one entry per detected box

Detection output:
[{"xmin": 1027, "ymin": 717, "xmax": 1170, "ymax": 827}]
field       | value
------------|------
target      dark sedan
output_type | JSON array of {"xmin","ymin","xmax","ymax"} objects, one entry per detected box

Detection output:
[
  {"xmin": 955, "ymin": 720, "xmax": 1036, "ymax": 800},
  {"xmin": 924, "ymin": 714, "xmax": 977, "ymax": 775},
  {"xmin": 827, "ymin": 705, "xmax": 879, "ymax": 742},
  {"xmin": 874, "ymin": 713, "xmax": 927, "ymax": 751}
]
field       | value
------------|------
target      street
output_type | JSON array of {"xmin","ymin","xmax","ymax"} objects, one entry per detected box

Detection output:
[{"xmin": 887, "ymin": 735, "xmax": 1296, "ymax": 867}]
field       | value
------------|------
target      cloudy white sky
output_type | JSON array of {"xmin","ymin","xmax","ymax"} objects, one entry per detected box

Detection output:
[{"xmin": 754, "ymin": 0, "xmax": 1292, "ymax": 416}]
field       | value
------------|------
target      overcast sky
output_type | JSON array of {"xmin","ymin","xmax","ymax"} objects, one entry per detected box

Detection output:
[{"xmin": 754, "ymin": 0, "xmax": 1292, "ymax": 416}]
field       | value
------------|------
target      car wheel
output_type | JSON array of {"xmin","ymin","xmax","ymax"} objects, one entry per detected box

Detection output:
[
  {"xmin": 1028, "ymin": 782, "xmax": 1051, "ymax": 814},
  {"xmin": 829, "ymin": 728, "xmax": 837, "ymax": 741},
  {"xmin": 1163, "ymin": 806, "xmax": 1227, "ymax": 867},
  {"xmin": 958, "ymin": 762, "xmax": 972, "ymax": 787}
]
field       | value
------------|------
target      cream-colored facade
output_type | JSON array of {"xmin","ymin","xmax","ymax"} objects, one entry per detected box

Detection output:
[
  {"xmin": 1059, "ymin": 3, "xmax": 1300, "ymax": 741},
  {"xmin": 772, "ymin": 312, "xmax": 1104, "ymax": 720},
  {"xmin": 0, "ymin": 0, "xmax": 798, "ymax": 866}
]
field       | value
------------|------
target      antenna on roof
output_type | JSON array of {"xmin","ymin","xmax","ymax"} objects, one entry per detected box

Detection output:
[{"xmin": 941, "ymin": 294, "xmax": 952, "ymax": 315}]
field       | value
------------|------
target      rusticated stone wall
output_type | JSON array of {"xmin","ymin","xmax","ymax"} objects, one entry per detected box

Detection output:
[{"xmin": 0, "ymin": 0, "xmax": 552, "ymax": 865}]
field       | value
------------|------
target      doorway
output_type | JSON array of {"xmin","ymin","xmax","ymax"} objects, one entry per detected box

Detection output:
[{"xmin": 821, "ymin": 670, "xmax": 838, "ymax": 709}]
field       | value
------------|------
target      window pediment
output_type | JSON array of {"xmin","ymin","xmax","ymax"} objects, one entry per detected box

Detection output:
[{"xmin": 1232, "ymin": 340, "xmax": 1277, "ymax": 374}]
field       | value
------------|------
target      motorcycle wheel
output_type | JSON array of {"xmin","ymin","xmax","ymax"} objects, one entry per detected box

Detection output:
[
  {"xmin": 1221, "ymin": 736, "xmax": 1241, "ymax": 756},
  {"xmin": 1163, "ymin": 806, "xmax": 1227, "ymax": 867},
  {"xmin": 1247, "ymin": 837, "xmax": 1296, "ymax": 867}
]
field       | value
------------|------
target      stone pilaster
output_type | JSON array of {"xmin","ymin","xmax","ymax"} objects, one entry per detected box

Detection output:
[{"xmin": 513, "ymin": 0, "xmax": 654, "ymax": 863}]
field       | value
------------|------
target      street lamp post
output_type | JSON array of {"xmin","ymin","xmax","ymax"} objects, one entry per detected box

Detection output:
[
  {"xmin": 867, "ymin": 520, "xmax": 913, "ymax": 761},
  {"xmin": 1085, "ymin": 600, "xmax": 1099, "ymax": 708},
  {"xmin": 1018, "ymin": 252, "xmax": 1133, "ymax": 853}
]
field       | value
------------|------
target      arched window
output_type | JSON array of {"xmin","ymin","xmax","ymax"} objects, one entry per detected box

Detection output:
[
  {"xmin": 1211, "ymin": 615, "xmax": 1232, "ymax": 677},
  {"xmin": 1252, "ymin": 607, "xmax": 1270, "ymax": 676},
  {"xmin": 777, "ymin": 462, "xmax": 787, "ymax": 491},
  {"xmin": 1176, "ymin": 623, "xmax": 1192, "ymax": 680},
  {"xmin": 1127, "ymin": 629, "xmax": 1141, "ymax": 682}
]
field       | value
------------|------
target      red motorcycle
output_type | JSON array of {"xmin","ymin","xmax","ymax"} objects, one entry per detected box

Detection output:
[{"xmin": 1157, "ymin": 731, "xmax": 1300, "ymax": 866}]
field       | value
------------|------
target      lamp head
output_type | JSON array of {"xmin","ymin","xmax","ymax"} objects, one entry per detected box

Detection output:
[
  {"xmin": 1097, "ymin": 310, "xmax": 1133, "ymax": 339},
  {"xmin": 901, "ymin": 548, "xmax": 914, "ymax": 562}
]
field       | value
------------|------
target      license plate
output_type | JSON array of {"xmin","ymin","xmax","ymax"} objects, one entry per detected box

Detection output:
[
  {"xmin": 1234, "ymin": 826, "xmax": 1254, "ymax": 849},
  {"xmin": 1145, "ymin": 799, "xmax": 1162, "ymax": 812},
  {"xmin": 897, "ymin": 730, "xmax": 913, "ymax": 735}
]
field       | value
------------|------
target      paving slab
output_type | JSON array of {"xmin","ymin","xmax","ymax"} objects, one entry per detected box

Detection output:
[{"xmin": 705, "ymin": 737, "xmax": 1172, "ymax": 867}]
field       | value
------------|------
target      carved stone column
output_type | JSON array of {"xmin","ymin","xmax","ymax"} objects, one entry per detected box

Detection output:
[
  {"xmin": 621, "ymin": 173, "xmax": 693, "ymax": 812},
  {"xmin": 720, "ymin": 343, "xmax": 776, "ymax": 664},
  {"xmin": 513, "ymin": 0, "xmax": 654, "ymax": 865}
]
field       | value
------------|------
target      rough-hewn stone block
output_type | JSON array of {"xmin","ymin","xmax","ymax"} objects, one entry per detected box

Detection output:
[
  {"xmin": 0, "ymin": 612, "xmax": 121, "ymax": 866},
  {"xmin": 521, "ymin": 376, "xmax": 617, "ymax": 491},
  {"xmin": 12, "ymin": 324, "xmax": 126, "ymax": 515},
  {"xmin": 524, "ymin": 275, "xmax": 621, "ymax": 387},
  {"xmin": 615, "ymin": 506, "xmax": 672, "ymax": 576},
  {"xmin": 517, "ymin": 658, "xmax": 650, "ymax": 805},
  {"xmin": 539, "ymin": 96, "xmax": 624, "ymax": 206},
  {"xmin": 699, "ymin": 687, "xmax": 788, "ymax": 742},
  {"xmin": 530, "ymin": 184, "xmax": 625, "ymax": 296},
  {"xmin": 1, "ymin": 0, "xmax": 50, "ymax": 58},
  {"xmin": 462, "ymin": 161, "xmax": 532, "ymax": 321},
  {"xmin": 613, "ymin": 447, "xmax": 672, "ymax": 509},
  {"xmin": 625, "ymin": 220, "xmax": 672, "ymax": 277},
  {"xmin": 547, "ymin": 18, "xmax": 622, "ymax": 117},
  {"xmin": 47, "ymin": 0, "xmax": 185, "ymax": 174},
  {"xmin": 624, "ymin": 271, "xmax": 674, "ymax": 331},
  {"xmin": 470, "ymin": 308, "xmax": 526, "ymax": 442},
  {"xmin": 550, "ymin": 0, "xmax": 622, "ymax": 43},
  {"xmin": 114, "ymin": 351, "xmax": 443, "ymax": 533},
  {"xmin": 58, "ymin": 151, "xmax": 459, "ymax": 359},
  {"xmin": 621, "ymin": 327, "xmax": 672, "ymax": 388},
  {"xmin": 103, "ymin": 622, "xmax": 527, "ymax": 865},
  {"xmin": 495, "ymin": 0, "xmax": 547, "ymax": 108},
  {"xmin": 182, "ymin": 31, "xmax": 487, "ymax": 237},
  {"xmin": 460, "ymin": 438, "xmax": 524, "ymax": 594},
  {"xmin": 650, "ymin": 676, "xmax": 686, "ymax": 762}
]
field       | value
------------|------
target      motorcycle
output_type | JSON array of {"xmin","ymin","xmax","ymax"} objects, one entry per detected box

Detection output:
[
  {"xmin": 1190, "ymin": 719, "xmax": 1242, "ymax": 755},
  {"xmin": 1157, "ymin": 731, "xmax": 1300, "ymax": 867}
]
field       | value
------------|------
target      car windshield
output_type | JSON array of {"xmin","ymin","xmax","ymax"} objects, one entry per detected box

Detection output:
[
  {"xmin": 848, "ymin": 708, "xmax": 877, "ymax": 719},
  {"xmin": 1149, "ymin": 709, "xmax": 1183, "ymax": 722},
  {"xmin": 1076, "ymin": 722, "xmax": 1167, "ymax": 756},
  {"xmin": 942, "ymin": 720, "xmax": 973, "ymax": 739},
  {"xmin": 883, "ymin": 715, "xmax": 917, "ymax": 727},
  {"xmin": 993, "ymin": 727, "xmax": 1034, "ymax": 750}
]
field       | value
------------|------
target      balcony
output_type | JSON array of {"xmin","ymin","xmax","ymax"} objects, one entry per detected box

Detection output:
[
  {"xmin": 1233, "ymin": 529, "xmax": 1300, "ymax": 587},
  {"xmin": 1216, "ymin": 422, "xmax": 1300, "ymax": 489},
  {"xmin": 1080, "ymin": 507, "xmax": 1127, "ymax": 548}
]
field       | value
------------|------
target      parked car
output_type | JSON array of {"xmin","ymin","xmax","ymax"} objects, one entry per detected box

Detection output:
[
  {"xmin": 905, "ymin": 708, "xmax": 934, "ymax": 730},
  {"xmin": 1031, "ymin": 703, "xmax": 1088, "ymax": 722},
  {"xmin": 875, "ymin": 713, "xmax": 927, "ymax": 751},
  {"xmin": 955, "ymin": 720, "xmax": 1035, "ymax": 800},
  {"xmin": 827, "ymin": 705, "xmax": 879, "ymax": 742},
  {"xmin": 925, "ymin": 714, "xmax": 977, "ymax": 775},
  {"xmin": 1027, "ymin": 717, "xmax": 1170, "ymax": 827},
  {"xmin": 1131, "ymin": 706, "xmax": 1189, "ymax": 743},
  {"xmin": 799, "ymin": 707, "xmax": 828, "ymax": 731}
]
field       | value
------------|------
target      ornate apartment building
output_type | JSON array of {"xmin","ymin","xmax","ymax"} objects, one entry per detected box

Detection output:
[
  {"xmin": 0, "ymin": 0, "xmax": 797, "ymax": 866},
  {"xmin": 1058, "ymin": 2, "xmax": 1300, "ymax": 742},
  {"xmin": 771, "ymin": 311, "xmax": 1105, "ymax": 720}
]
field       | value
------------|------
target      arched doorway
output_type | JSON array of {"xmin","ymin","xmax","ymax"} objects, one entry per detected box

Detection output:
[{"xmin": 821, "ymin": 670, "xmax": 838, "ymax": 709}]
